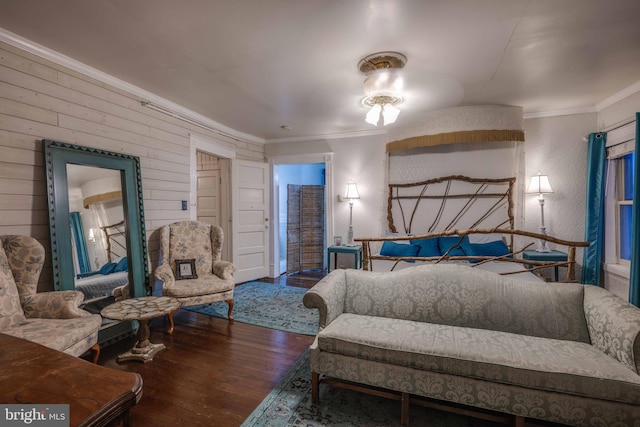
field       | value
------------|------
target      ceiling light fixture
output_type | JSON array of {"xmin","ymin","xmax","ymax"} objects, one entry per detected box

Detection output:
[{"xmin": 358, "ymin": 51, "xmax": 407, "ymax": 126}]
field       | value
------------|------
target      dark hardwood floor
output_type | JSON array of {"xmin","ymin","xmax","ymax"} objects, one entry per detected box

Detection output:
[{"xmin": 91, "ymin": 271, "xmax": 324, "ymax": 427}]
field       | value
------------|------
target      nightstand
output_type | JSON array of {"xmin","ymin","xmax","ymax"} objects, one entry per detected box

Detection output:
[
  {"xmin": 523, "ymin": 249, "xmax": 568, "ymax": 281},
  {"xmin": 327, "ymin": 245, "xmax": 363, "ymax": 272}
]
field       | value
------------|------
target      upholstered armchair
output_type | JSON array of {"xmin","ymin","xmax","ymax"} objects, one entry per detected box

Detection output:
[
  {"xmin": 0, "ymin": 235, "xmax": 102, "ymax": 362},
  {"xmin": 155, "ymin": 221, "xmax": 236, "ymax": 334}
]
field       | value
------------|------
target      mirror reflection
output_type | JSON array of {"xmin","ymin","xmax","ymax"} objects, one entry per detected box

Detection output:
[
  {"xmin": 66, "ymin": 165, "xmax": 129, "ymax": 312},
  {"xmin": 44, "ymin": 140, "xmax": 149, "ymax": 344}
]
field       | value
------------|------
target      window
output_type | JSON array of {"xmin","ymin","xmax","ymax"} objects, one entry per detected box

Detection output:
[{"xmin": 616, "ymin": 152, "xmax": 635, "ymax": 265}]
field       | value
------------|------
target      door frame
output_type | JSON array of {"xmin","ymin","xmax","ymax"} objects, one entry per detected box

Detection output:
[
  {"xmin": 189, "ymin": 132, "xmax": 236, "ymax": 252},
  {"xmin": 268, "ymin": 153, "xmax": 334, "ymax": 277}
]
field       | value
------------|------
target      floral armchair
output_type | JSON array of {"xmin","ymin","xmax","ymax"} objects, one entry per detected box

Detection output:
[
  {"xmin": 0, "ymin": 235, "xmax": 102, "ymax": 362},
  {"xmin": 155, "ymin": 221, "xmax": 236, "ymax": 334}
]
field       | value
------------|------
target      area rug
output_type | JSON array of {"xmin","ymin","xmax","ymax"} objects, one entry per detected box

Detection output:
[
  {"xmin": 242, "ymin": 351, "xmax": 497, "ymax": 427},
  {"xmin": 185, "ymin": 281, "xmax": 318, "ymax": 335}
]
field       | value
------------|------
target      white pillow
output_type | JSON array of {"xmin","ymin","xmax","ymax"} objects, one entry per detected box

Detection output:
[
  {"xmin": 468, "ymin": 233, "xmax": 504, "ymax": 244},
  {"xmin": 385, "ymin": 230, "xmax": 413, "ymax": 244}
]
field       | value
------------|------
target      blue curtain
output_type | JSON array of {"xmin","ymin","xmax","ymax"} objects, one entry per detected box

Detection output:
[
  {"xmin": 70, "ymin": 212, "xmax": 91, "ymax": 274},
  {"xmin": 582, "ymin": 132, "xmax": 607, "ymax": 285},
  {"xmin": 629, "ymin": 113, "xmax": 640, "ymax": 306}
]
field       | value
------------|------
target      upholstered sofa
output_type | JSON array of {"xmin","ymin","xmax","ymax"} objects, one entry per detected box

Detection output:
[
  {"xmin": 0, "ymin": 235, "xmax": 102, "ymax": 361},
  {"xmin": 302, "ymin": 264, "xmax": 640, "ymax": 426}
]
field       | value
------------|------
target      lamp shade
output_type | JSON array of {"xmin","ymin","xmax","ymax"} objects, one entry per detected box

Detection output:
[
  {"xmin": 527, "ymin": 173, "xmax": 553, "ymax": 194},
  {"xmin": 345, "ymin": 182, "xmax": 360, "ymax": 200}
]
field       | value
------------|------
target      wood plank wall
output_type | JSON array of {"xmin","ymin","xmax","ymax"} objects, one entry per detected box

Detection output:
[{"xmin": 0, "ymin": 41, "xmax": 264, "ymax": 291}]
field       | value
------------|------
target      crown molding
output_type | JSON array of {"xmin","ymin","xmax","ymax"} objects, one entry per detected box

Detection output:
[
  {"xmin": 596, "ymin": 79, "xmax": 640, "ymax": 112},
  {"xmin": 523, "ymin": 106, "xmax": 597, "ymax": 120},
  {"xmin": 0, "ymin": 27, "xmax": 264, "ymax": 144},
  {"xmin": 266, "ymin": 128, "xmax": 388, "ymax": 144}
]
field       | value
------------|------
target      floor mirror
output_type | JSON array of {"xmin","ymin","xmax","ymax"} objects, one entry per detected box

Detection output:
[{"xmin": 43, "ymin": 139, "xmax": 150, "ymax": 345}]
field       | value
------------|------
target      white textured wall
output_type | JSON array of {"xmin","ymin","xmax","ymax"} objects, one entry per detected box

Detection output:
[
  {"xmin": 328, "ymin": 134, "xmax": 388, "ymax": 246},
  {"xmin": 522, "ymin": 113, "xmax": 596, "ymax": 277},
  {"xmin": 0, "ymin": 41, "xmax": 264, "ymax": 291}
]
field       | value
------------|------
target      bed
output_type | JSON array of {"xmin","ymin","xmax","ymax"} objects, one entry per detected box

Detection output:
[
  {"xmin": 356, "ymin": 175, "xmax": 589, "ymax": 282},
  {"xmin": 75, "ymin": 221, "xmax": 130, "ymax": 302}
]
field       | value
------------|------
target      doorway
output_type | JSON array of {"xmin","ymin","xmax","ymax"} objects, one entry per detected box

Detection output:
[
  {"xmin": 277, "ymin": 163, "xmax": 326, "ymax": 274},
  {"xmin": 195, "ymin": 151, "xmax": 230, "ymax": 260}
]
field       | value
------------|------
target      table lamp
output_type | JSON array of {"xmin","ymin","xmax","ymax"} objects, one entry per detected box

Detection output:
[
  {"xmin": 345, "ymin": 182, "xmax": 360, "ymax": 245},
  {"xmin": 526, "ymin": 172, "xmax": 554, "ymax": 252}
]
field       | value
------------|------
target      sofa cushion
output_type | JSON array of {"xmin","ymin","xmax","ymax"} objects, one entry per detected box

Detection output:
[
  {"xmin": 344, "ymin": 264, "xmax": 591, "ymax": 343},
  {"xmin": 0, "ymin": 243, "xmax": 26, "ymax": 328},
  {"xmin": 317, "ymin": 313, "xmax": 640, "ymax": 405},
  {"xmin": 163, "ymin": 274, "xmax": 234, "ymax": 298},
  {"xmin": 3, "ymin": 315, "xmax": 102, "ymax": 354}
]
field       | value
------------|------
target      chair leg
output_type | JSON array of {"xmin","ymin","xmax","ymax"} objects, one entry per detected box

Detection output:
[
  {"xmin": 226, "ymin": 299, "xmax": 234, "ymax": 322},
  {"xmin": 91, "ymin": 343, "xmax": 101, "ymax": 364},
  {"xmin": 167, "ymin": 309, "xmax": 176, "ymax": 335},
  {"xmin": 311, "ymin": 372, "xmax": 320, "ymax": 404}
]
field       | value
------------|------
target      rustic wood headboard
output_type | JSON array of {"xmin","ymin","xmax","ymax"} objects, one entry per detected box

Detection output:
[{"xmin": 387, "ymin": 175, "xmax": 516, "ymax": 235}]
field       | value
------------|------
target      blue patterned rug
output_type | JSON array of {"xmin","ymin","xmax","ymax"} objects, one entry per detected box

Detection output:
[
  {"xmin": 242, "ymin": 351, "xmax": 498, "ymax": 427},
  {"xmin": 185, "ymin": 281, "xmax": 319, "ymax": 336}
]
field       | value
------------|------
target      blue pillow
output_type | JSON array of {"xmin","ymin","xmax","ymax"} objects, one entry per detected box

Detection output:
[
  {"xmin": 438, "ymin": 236, "xmax": 469, "ymax": 256},
  {"xmin": 463, "ymin": 240, "xmax": 510, "ymax": 257},
  {"xmin": 114, "ymin": 257, "xmax": 128, "ymax": 272},
  {"xmin": 99, "ymin": 262, "xmax": 117, "ymax": 275},
  {"xmin": 410, "ymin": 237, "xmax": 440, "ymax": 257},
  {"xmin": 380, "ymin": 241, "xmax": 420, "ymax": 258}
]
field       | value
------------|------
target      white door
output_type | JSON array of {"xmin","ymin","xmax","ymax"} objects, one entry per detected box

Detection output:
[{"xmin": 232, "ymin": 159, "xmax": 270, "ymax": 283}]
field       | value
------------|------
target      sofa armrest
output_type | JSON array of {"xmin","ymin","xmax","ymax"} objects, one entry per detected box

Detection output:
[
  {"xmin": 21, "ymin": 291, "xmax": 92, "ymax": 319},
  {"xmin": 155, "ymin": 262, "xmax": 175, "ymax": 288},
  {"xmin": 583, "ymin": 285, "xmax": 640, "ymax": 374},
  {"xmin": 213, "ymin": 260, "xmax": 236, "ymax": 281},
  {"xmin": 303, "ymin": 269, "xmax": 347, "ymax": 330}
]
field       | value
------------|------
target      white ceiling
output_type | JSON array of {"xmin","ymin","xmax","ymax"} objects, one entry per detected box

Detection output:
[{"xmin": 1, "ymin": 0, "xmax": 639, "ymax": 142}]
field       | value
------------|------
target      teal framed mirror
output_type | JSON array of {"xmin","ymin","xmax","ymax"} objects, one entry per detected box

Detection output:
[{"xmin": 43, "ymin": 140, "xmax": 150, "ymax": 343}]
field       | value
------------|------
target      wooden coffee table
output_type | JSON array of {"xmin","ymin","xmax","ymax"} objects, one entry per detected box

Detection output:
[
  {"xmin": 101, "ymin": 296, "xmax": 179, "ymax": 363},
  {"xmin": 0, "ymin": 333, "xmax": 142, "ymax": 427}
]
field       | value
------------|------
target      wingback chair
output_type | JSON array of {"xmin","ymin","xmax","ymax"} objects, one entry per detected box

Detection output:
[
  {"xmin": 155, "ymin": 221, "xmax": 236, "ymax": 334},
  {"xmin": 0, "ymin": 235, "xmax": 102, "ymax": 362}
]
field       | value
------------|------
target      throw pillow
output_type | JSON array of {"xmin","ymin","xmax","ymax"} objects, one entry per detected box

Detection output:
[
  {"xmin": 463, "ymin": 240, "xmax": 511, "ymax": 257},
  {"xmin": 438, "ymin": 236, "xmax": 469, "ymax": 256},
  {"xmin": 410, "ymin": 237, "xmax": 440, "ymax": 257},
  {"xmin": 380, "ymin": 241, "xmax": 420, "ymax": 258},
  {"xmin": 99, "ymin": 262, "xmax": 117, "ymax": 275},
  {"xmin": 114, "ymin": 257, "xmax": 129, "ymax": 272},
  {"xmin": 0, "ymin": 243, "xmax": 26, "ymax": 328}
]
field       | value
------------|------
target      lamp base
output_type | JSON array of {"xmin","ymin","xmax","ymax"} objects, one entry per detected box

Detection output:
[{"xmin": 347, "ymin": 225, "xmax": 354, "ymax": 245}]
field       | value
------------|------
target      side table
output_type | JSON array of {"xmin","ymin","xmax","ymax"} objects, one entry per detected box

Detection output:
[
  {"xmin": 523, "ymin": 249, "xmax": 568, "ymax": 281},
  {"xmin": 102, "ymin": 296, "xmax": 179, "ymax": 363},
  {"xmin": 327, "ymin": 244, "xmax": 363, "ymax": 272}
]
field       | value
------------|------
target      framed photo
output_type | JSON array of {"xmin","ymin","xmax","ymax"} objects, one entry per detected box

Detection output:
[
  {"xmin": 334, "ymin": 236, "xmax": 342, "ymax": 246},
  {"xmin": 175, "ymin": 259, "xmax": 198, "ymax": 280}
]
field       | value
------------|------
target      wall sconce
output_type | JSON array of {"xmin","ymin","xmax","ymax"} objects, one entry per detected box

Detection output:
[
  {"xmin": 343, "ymin": 182, "xmax": 360, "ymax": 245},
  {"xmin": 526, "ymin": 172, "xmax": 554, "ymax": 252}
]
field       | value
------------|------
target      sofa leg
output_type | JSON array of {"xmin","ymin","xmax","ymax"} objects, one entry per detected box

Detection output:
[
  {"xmin": 167, "ymin": 310, "xmax": 176, "ymax": 335},
  {"xmin": 90, "ymin": 343, "xmax": 100, "ymax": 364},
  {"xmin": 311, "ymin": 372, "xmax": 320, "ymax": 404},
  {"xmin": 514, "ymin": 415, "xmax": 525, "ymax": 427},
  {"xmin": 400, "ymin": 392, "xmax": 409, "ymax": 425},
  {"xmin": 226, "ymin": 299, "xmax": 234, "ymax": 322}
]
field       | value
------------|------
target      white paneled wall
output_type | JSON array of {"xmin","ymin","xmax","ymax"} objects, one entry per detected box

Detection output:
[{"xmin": 0, "ymin": 41, "xmax": 263, "ymax": 291}]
